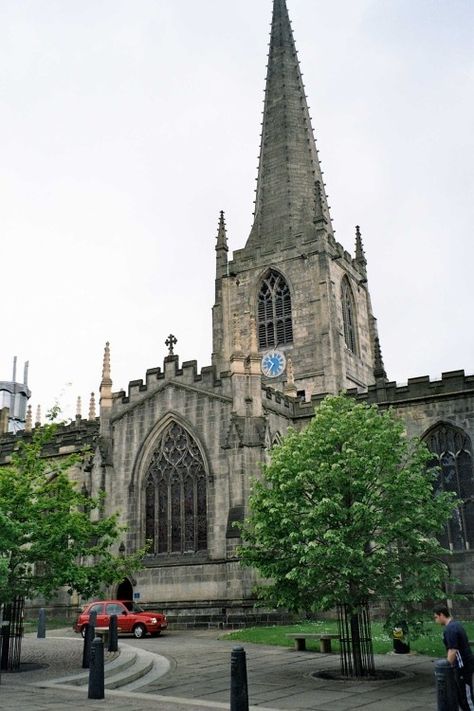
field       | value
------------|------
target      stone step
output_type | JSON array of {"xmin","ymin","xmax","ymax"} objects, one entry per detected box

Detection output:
[
  {"xmin": 105, "ymin": 650, "xmax": 155, "ymax": 689},
  {"xmin": 111, "ymin": 653, "xmax": 171, "ymax": 691},
  {"xmin": 47, "ymin": 644, "xmax": 151, "ymax": 689}
]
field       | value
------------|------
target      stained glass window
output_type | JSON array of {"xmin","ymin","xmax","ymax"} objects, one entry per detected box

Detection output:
[
  {"xmin": 424, "ymin": 423, "xmax": 474, "ymax": 550},
  {"xmin": 341, "ymin": 276, "xmax": 358, "ymax": 354},
  {"xmin": 258, "ymin": 270, "xmax": 293, "ymax": 349},
  {"xmin": 144, "ymin": 422, "xmax": 207, "ymax": 555}
]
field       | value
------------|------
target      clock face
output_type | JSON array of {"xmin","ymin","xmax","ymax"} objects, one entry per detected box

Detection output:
[{"xmin": 261, "ymin": 349, "xmax": 286, "ymax": 378}]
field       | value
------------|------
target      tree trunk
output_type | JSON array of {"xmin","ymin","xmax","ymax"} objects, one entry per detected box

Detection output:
[{"xmin": 337, "ymin": 602, "xmax": 375, "ymax": 678}]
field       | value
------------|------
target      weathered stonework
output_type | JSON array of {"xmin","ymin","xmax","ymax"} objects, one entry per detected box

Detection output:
[{"xmin": 1, "ymin": 0, "xmax": 471, "ymax": 622}]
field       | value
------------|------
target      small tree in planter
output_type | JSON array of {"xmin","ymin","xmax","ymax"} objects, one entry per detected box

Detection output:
[
  {"xmin": 239, "ymin": 395, "xmax": 456, "ymax": 677},
  {"xmin": 0, "ymin": 419, "xmax": 143, "ymax": 669}
]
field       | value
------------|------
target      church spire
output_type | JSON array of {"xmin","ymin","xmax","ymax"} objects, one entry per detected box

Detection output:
[
  {"xmin": 354, "ymin": 225, "xmax": 367, "ymax": 269},
  {"xmin": 215, "ymin": 210, "xmax": 228, "ymax": 279},
  {"xmin": 373, "ymin": 335, "xmax": 387, "ymax": 381},
  {"xmin": 247, "ymin": 0, "xmax": 332, "ymax": 246},
  {"xmin": 99, "ymin": 342, "xmax": 113, "ymax": 412}
]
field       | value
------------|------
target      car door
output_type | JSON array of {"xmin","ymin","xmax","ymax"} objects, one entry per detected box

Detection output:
[{"xmin": 105, "ymin": 602, "xmax": 131, "ymax": 633}]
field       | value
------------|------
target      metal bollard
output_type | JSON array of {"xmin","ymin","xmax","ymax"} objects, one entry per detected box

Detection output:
[
  {"xmin": 108, "ymin": 614, "xmax": 118, "ymax": 653},
  {"xmin": 0, "ymin": 622, "xmax": 10, "ymax": 671},
  {"xmin": 37, "ymin": 608, "xmax": 46, "ymax": 639},
  {"xmin": 82, "ymin": 623, "xmax": 94, "ymax": 669},
  {"xmin": 82, "ymin": 610, "xmax": 98, "ymax": 668},
  {"xmin": 88, "ymin": 637, "xmax": 105, "ymax": 699},
  {"xmin": 230, "ymin": 646, "xmax": 249, "ymax": 711},
  {"xmin": 434, "ymin": 659, "xmax": 458, "ymax": 710}
]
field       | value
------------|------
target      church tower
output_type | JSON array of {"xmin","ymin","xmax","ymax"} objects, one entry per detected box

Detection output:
[{"xmin": 212, "ymin": 0, "xmax": 381, "ymax": 399}]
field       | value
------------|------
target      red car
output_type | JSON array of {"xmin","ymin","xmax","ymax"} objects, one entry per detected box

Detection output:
[{"xmin": 73, "ymin": 600, "xmax": 168, "ymax": 639}]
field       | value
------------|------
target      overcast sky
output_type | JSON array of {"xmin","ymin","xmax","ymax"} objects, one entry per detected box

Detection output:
[{"xmin": 1, "ymin": 0, "xmax": 473, "ymax": 422}]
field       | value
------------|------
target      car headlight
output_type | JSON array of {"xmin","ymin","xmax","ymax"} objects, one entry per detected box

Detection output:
[{"xmin": 150, "ymin": 618, "xmax": 157, "ymax": 624}]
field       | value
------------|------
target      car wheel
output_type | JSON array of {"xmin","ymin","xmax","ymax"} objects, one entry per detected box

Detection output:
[{"xmin": 133, "ymin": 624, "xmax": 147, "ymax": 639}]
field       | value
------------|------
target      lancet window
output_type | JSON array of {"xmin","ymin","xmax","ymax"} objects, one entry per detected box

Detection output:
[
  {"xmin": 424, "ymin": 423, "xmax": 474, "ymax": 551},
  {"xmin": 341, "ymin": 276, "xmax": 358, "ymax": 354},
  {"xmin": 144, "ymin": 422, "xmax": 207, "ymax": 555},
  {"xmin": 257, "ymin": 270, "xmax": 293, "ymax": 349}
]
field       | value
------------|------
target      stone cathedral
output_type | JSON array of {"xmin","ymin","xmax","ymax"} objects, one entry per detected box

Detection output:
[{"xmin": 1, "ymin": 0, "xmax": 473, "ymax": 621}]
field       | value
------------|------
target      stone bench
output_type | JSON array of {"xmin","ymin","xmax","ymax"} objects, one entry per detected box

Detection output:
[
  {"xmin": 286, "ymin": 633, "xmax": 340, "ymax": 653},
  {"xmin": 94, "ymin": 626, "xmax": 122, "ymax": 645}
]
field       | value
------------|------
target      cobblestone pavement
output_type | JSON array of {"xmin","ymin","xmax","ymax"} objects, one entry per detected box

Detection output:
[{"xmin": 0, "ymin": 628, "xmax": 440, "ymax": 710}]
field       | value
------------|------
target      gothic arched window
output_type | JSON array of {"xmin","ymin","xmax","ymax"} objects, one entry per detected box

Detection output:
[
  {"xmin": 144, "ymin": 422, "xmax": 207, "ymax": 555},
  {"xmin": 257, "ymin": 270, "xmax": 293, "ymax": 349},
  {"xmin": 341, "ymin": 276, "xmax": 358, "ymax": 354},
  {"xmin": 424, "ymin": 423, "xmax": 474, "ymax": 551}
]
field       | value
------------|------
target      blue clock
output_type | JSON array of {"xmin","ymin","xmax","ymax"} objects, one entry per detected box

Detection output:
[{"xmin": 261, "ymin": 349, "xmax": 286, "ymax": 378}]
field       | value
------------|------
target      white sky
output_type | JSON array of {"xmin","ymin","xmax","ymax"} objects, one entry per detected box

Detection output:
[{"xmin": 1, "ymin": 0, "xmax": 473, "ymax": 422}]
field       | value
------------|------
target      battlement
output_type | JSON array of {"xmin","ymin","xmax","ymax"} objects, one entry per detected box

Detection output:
[
  {"xmin": 262, "ymin": 385, "xmax": 294, "ymax": 413},
  {"xmin": 114, "ymin": 356, "xmax": 225, "ymax": 405},
  {"xmin": 364, "ymin": 370, "xmax": 474, "ymax": 405},
  {"xmin": 0, "ymin": 417, "xmax": 99, "ymax": 465},
  {"xmin": 291, "ymin": 369, "xmax": 474, "ymax": 421},
  {"xmin": 327, "ymin": 233, "xmax": 365, "ymax": 278}
]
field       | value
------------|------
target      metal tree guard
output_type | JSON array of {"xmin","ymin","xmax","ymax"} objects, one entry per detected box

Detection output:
[
  {"xmin": 1, "ymin": 597, "xmax": 25, "ymax": 672},
  {"xmin": 337, "ymin": 602, "xmax": 375, "ymax": 678}
]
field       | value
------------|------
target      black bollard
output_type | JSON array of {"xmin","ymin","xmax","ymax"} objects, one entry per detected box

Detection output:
[
  {"xmin": 230, "ymin": 646, "xmax": 249, "ymax": 711},
  {"xmin": 37, "ymin": 608, "xmax": 46, "ymax": 639},
  {"xmin": 435, "ymin": 659, "xmax": 458, "ymax": 710},
  {"xmin": 88, "ymin": 637, "xmax": 105, "ymax": 700},
  {"xmin": 108, "ymin": 614, "xmax": 118, "ymax": 653},
  {"xmin": 82, "ymin": 610, "xmax": 98, "ymax": 669},
  {"xmin": 82, "ymin": 623, "xmax": 93, "ymax": 669},
  {"xmin": 0, "ymin": 622, "xmax": 10, "ymax": 671}
]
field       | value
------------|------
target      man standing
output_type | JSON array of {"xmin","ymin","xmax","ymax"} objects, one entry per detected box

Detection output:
[{"xmin": 434, "ymin": 605, "xmax": 474, "ymax": 710}]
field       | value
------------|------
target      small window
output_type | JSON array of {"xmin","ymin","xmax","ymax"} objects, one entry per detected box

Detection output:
[
  {"xmin": 106, "ymin": 603, "xmax": 126, "ymax": 615},
  {"xmin": 89, "ymin": 603, "xmax": 104, "ymax": 615},
  {"xmin": 341, "ymin": 276, "xmax": 358, "ymax": 354}
]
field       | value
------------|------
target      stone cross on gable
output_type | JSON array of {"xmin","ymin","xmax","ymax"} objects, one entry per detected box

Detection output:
[{"xmin": 165, "ymin": 334, "xmax": 177, "ymax": 355}]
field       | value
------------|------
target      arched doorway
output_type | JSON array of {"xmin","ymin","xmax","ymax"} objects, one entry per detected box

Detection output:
[{"xmin": 116, "ymin": 578, "xmax": 133, "ymax": 601}]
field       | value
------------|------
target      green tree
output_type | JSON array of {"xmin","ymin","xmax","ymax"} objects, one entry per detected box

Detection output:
[
  {"xmin": 239, "ymin": 395, "xmax": 457, "ymax": 675},
  {"xmin": 0, "ymin": 421, "xmax": 143, "ymax": 606}
]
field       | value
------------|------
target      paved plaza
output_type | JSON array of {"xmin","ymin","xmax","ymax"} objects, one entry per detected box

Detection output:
[{"xmin": 0, "ymin": 628, "xmax": 441, "ymax": 710}]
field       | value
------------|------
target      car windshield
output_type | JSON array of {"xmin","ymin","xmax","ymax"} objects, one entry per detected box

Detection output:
[{"xmin": 123, "ymin": 601, "xmax": 144, "ymax": 613}]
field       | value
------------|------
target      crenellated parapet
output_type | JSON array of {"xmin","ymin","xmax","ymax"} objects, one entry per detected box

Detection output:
[
  {"xmin": 363, "ymin": 369, "xmax": 474, "ymax": 406},
  {"xmin": 326, "ymin": 232, "xmax": 367, "ymax": 281},
  {"xmin": 291, "ymin": 369, "xmax": 474, "ymax": 424},
  {"xmin": 112, "ymin": 356, "xmax": 228, "ymax": 409},
  {"xmin": 0, "ymin": 417, "xmax": 99, "ymax": 466}
]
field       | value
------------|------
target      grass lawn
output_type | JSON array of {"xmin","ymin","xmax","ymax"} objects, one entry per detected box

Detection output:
[
  {"xmin": 23, "ymin": 618, "xmax": 73, "ymax": 634},
  {"xmin": 223, "ymin": 620, "xmax": 474, "ymax": 657}
]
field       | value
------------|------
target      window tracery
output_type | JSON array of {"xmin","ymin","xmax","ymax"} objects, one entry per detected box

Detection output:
[
  {"xmin": 341, "ymin": 276, "xmax": 358, "ymax": 354},
  {"xmin": 144, "ymin": 422, "xmax": 207, "ymax": 555},
  {"xmin": 424, "ymin": 423, "xmax": 474, "ymax": 551},
  {"xmin": 257, "ymin": 270, "xmax": 293, "ymax": 349}
]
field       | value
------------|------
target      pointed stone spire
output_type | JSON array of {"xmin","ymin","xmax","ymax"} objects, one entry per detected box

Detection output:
[
  {"xmin": 25, "ymin": 404, "xmax": 33, "ymax": 432},
  {"xmin": 215, "ymin": 210, "xmax": 229, "ymax": 279},
  {"xmin": 76, "ymin": 396, "xmax": 82, "ymax": 420},
  {"xmin": 35, "ymin": 405, "xmax": 41, "ymax": 427},
  {"xmin": 247, "ymin": 0, "xmax": 332, "ymax": 246},
  {"xmin": 88, "ymin": 393, "xmax": 96, "ymax": 420},
  {"xmin": 99, "ymin": 342, "xmax": 113, "ymax": 411},
  {"xmin": 373, "ymin": 335, "xmax": 387, "ymax": 381},
  {"xmin": 354, "ymin": 225, "xmax": 367, "ymax": 269}
]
